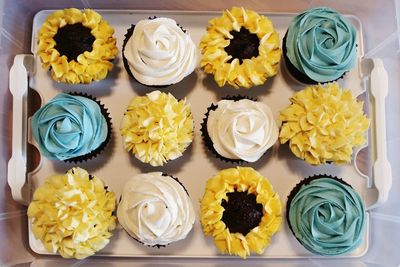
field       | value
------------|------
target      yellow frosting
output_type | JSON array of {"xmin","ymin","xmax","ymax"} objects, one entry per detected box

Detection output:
[
  {"xmin": 37, "ymin": 8, "xmax": 118, "ymax": 84},
  {"xmin": 120, "ymin": 90, "xmax": 194, "ymax": 166},
  {"xmin": 27, "ymin": 167, "xmax": 116, "ymax": 259},
  {"xmin": 200, "ymin": 167, "xmax": 282, "ymax": 259},
  {"xmin": 200, "ymin": 7, "xmax": 281, "ymax": 88},
  {"xmin": 279, "ymin": 83, "xmax": 370, "ymax": 165}
]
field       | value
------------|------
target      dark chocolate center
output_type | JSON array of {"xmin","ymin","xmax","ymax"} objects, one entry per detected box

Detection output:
[
  {"xmin": 224, "ymin": 28, "xmax": 260, "ymax": 64},
  {"xmin": 54, "ymin": 23, "xmax": 95, "ymax": 61},
  {"xmin": 221, "ymin": 191, "xmax": 263, "ymax": 235}
]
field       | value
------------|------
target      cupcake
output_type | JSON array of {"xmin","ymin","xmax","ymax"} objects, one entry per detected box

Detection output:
[
  {"xmin": 279, "ymin": 82, "xmax": 370, "ymax": 165},
  {"xmin": 286, "ymin": 175, "xmax": 366, "ymax": 256},
  {"xmin": 120, "ymin": 90, "xmax": 194, "ymax": 166},
  {"xmin": 283, "ymin": 7, "xmax": 357, "ymax": 84},
  {"xmin": 27, "ymin": 167, "xmax": 117, "ymax": 259},
  {"xmin": 31, "ymin": 93, "xmax": 111, "ymax": 162},
  {"xmin": 200, "ymin": 167, "xmax": 282, "ymax": 258},
  {"xmin": 200, "ymin": 7, "xmax": 281, "ymax": 88},
  {"xmin": 117, "ymin": 172, "xmax": 195, "ymax": 247},
  {"xmin": 37, "ymin": 8, "xmax": 118, "ymax": 84},
  {"xmin": 122, "ymin": 17, "xmax": 198, "ymax": 87},
  {"xmin": 201, "ymin": 96, "xmax": 278, "ymax": 163}
]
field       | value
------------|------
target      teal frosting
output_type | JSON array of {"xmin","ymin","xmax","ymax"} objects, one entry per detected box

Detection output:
[
  {"xmin": 286, "ymin": 7, "xmax": 357, "ymax": 82},
  {"xmin": 31, "ymin": 93, "xmax": 108, "ymax": 160},
  {"xmin": 288, "ymin": 177, "xmax": 365, "ymax": 256}
]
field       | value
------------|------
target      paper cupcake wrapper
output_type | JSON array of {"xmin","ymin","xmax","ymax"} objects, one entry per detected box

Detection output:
[
  {"xmin": 122, "ymin": 16, "xmax": 188, "ymax": 88},
  {"xmin": 64, "ymin": 92, "xmax": 112, "ymax": 163},
  {"xmin": 282, "ymin": 32, "xmax": 347, "ymax": 85},
  {"xmin": 200, "ymin": 95, "xmax": 258, "ymax": 164}
]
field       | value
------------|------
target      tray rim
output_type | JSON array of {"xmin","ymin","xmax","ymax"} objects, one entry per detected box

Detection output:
[{"xmin": 23, "ymin": 8, "xmax": 371, "ymax": 259}]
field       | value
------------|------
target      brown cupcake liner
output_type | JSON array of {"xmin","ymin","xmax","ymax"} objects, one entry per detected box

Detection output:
[
  {"xmin": 282, "ymin": 32, "xmax": 347, "ymax": 85},
  {"xmin": 122, "ymin": 16, "xmax": 188, "ymax": 88},
  {"xmin": 64, "ymin": 92, "xmax": 112, "ymax": 163},
  {"xmin": 200, "ymin": 95, "xmax": 258, "ymax": 164}
]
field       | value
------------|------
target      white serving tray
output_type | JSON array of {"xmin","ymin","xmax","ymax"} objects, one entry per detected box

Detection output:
[{"xmin": 8, "ymin": 9, "xmax": 392, "ymax": 259}]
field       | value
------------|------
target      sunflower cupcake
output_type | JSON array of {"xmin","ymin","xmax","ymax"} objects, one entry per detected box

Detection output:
[
  {"xmin": 200, "ymin": 167, "xmax": 282, "ymax": 258},
  {"xmin": 37, "ymin": 8, "xmax": 118, "ymax": 84},
  {"xmin": 200, "ymin": 7, "xmax": 281, "ymax": 88}
]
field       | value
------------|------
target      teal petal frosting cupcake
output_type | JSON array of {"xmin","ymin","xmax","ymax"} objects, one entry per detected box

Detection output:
[
  {"xmin": 286, "ymin": 175, "xmax": 365, "ymax": 256},
  {"xmin": 31, "ymin": 93, "xmax": 111, "ymax": 161},
  {"xmin": 284, "ymin": 7, "xmax": 357, "ymax": 84}
]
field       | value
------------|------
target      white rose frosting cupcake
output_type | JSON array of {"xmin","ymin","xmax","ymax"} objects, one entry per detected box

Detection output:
[
  {"xmin": 201, "ymin": 97, "xmax": 279, "ymax": 162},
  {"xmin": 122, "ymin": 17, "xmax": 198, "ymax": 86},
  {"xmin": 117, "ymin": 172, "xmax": 195, "ymax": 247}
]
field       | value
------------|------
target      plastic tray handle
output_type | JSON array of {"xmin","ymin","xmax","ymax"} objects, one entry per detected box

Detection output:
[
  {"xmin": 7, "ymin": 54, "xmax": 33, "ymax": 205},
  {"xmin": 368, "ymin": 58, "xmax": 392, "ymax": 210}
]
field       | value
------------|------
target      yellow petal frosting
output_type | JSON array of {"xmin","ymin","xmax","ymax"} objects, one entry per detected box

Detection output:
[
  {"xmin": 27, "ymin": 167, "xmax": 116, "ymax": 259},
  {"xmin": 200, "ymin": 7, "xmax": 281, "ymax": 88},
  {"xmin": 37, "ymin": 8, "xmax": 118, "ymax": 84},
  {"xmin": 279, "ymin": 82, "xmax": 370, "ymax": 165},
  {"xmin": 200, "ymin": 167, "xmax": 282, "ymax": 259},
  {"xmin": 120, "ymin": 90, "xmax": 194, "ymax": 166}
]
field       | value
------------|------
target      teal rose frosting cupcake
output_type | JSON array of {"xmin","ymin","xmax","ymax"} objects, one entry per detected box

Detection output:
[
  {"xmin": 31, "ymin": 93, "xmax": 111, "ymax": 162},
  {"xmin": 283, "ymin": 7, "xmax": 357, "ymax": 84},
  {"xmin": 286, "ymin": 175, "xmax": 366, "ymax": 256}
]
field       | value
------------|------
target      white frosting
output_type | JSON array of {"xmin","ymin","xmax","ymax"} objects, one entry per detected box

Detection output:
[
  {"xmin": 117, "ymin": 172, "xmax": 195, "ymax": 246},
  {"xmin": 123, "ymin": 17, "xmax": 198, "ymax": 85},
  {"xmin": 207, "ymin": 99, "xmax": 279, "ymax": 162}
]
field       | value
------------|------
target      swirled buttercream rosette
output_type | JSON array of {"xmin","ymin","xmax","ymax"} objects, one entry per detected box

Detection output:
[
  {"xmin": 27, "ymin": 167, "xmax": 117, "ymax": 259},
  {"xmin": 37, "ymin": 8, "xmax": 118, "ymax": 84},
  {"xmin": 283, "ymin": 7, "xmax": 357, "ymax": 84},
  {"xmin": 31, "ymin": 92, "xmax": 112, "ymax": 163},
  {"xmin": 117, "ymin": 172, "xmax": 195, "ymax": 247},
  {"xmin": 201, "ymin": 96, "xmax": 279, "ymax": 163},
  {"xmin": 200, "ymin": 167, "xmax": 282, "ymax": 258},
  {"xmin": 200, "ymin": 7, "xmax": 281, "ymax": 88},
  {"xmin": 286, "ymin": 175, "xmax": 366, "ymax": 256},
  {"xmin": 122, "ymin": 17, "xmax": 198, "ymax": 87}
]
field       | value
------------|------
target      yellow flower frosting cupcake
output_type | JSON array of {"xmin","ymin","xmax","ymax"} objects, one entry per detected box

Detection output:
[
  {"xmin": 27, "ymin": 167, "xmax": 116, "ymax": 259},
  {"xmin": 37, "ymin": 8, "xmax": 118, "ymax": 84},
  {"xmin": 279, "ymin": 82, "xmax": 370, "ymax": 165},
  {"xmin": 200, "ymin": 7, "xmax": 281, "ymax": 88},
  {"xmin": 120, "ymin": 90, "xmax": 194, "ymax": 166},
  {"xmin": 200, "ymin": 167, "xmax": 282, "ymax": 259}
]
